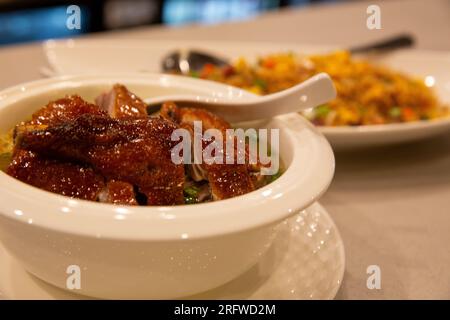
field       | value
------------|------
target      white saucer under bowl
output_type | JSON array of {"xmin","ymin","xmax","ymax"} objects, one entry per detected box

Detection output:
[{"xmin": 0, "ymin": 202, "xmax": 344, "ymax": 300}]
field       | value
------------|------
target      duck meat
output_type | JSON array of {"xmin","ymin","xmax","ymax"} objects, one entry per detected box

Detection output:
[
  {"xmin": 7, "ymin": 149, "xmax": 105, "ymax": 201},
  {"xmin": 95, "ymin": 84, "xmax": 148, "ymax": 119},
  {"xmin": 160, "ymin": 102, "xmax": 255, "ymax": 200},
  {"xmin": 15, "ymin": 113, "xmax": 185, "ymax": 205}
]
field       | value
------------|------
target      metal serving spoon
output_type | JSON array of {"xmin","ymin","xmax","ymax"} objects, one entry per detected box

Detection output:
[
  {"xmin": 161, "ymin": 34, "xmax": 414, "ymax": 75},
  {"xmin": 145, "ymin": 72, "xmax": 336, "ymax": 123}
]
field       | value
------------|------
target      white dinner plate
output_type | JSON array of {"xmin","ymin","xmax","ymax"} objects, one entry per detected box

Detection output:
[
  {"xmin": 0, "ymin": 202, "xmax": 344, "ymax": 300},
  {"xmin": 43, "ymin": 38, "xmax": 450, "ymax": 149}
]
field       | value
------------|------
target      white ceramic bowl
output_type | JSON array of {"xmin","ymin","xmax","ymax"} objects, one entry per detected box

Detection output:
[{"xmin": 0, "ymin": 74, "xmax": 334, "ymax": 299}]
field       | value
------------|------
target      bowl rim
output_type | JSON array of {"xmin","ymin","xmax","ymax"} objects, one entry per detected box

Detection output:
[{"xmin": 0, "ymin": 73, "xmax": 335, "ymax": 241}]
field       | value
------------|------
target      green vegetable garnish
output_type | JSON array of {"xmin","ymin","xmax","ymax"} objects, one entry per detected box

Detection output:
[
  {"xmin": 183, "ymin": 186, "xmax": 199, "ymax": 204},
  {"xmin": 314, "ymin": 104, "xmax": 330, "ymax": 118},
  {"xmin": 269, "ymin": 170, "xmax": 282, "ymax": 183},
  {"xmin": 254, "ymin": 78, "xmax": 267, "ymax": 90},
  {"xmin": 184, "ymin": 195, "xmax": 197, "ymax": 204},
  {"xmin": 389, "ymin": 106, "xmax": 401, "ymax": 118},
  {"xmin": 190, "ymin": 71, "xmax": 200, "ymax": 78},
  {"xmin": 184, "ymin": 186, "xmax": 199, "ymax": 197},
  {"xmin": 0, "ymin": 152, "xmax": 12, "ymax": 172}
]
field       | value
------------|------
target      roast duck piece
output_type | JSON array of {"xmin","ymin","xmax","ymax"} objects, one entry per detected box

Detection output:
[
  {"xmin": 160, "ymin": 102, "xmax": 257, "ymax": 200},
  {"xmin": 7, "ymin": 84, "xmax": 261, "ymax": 205}
]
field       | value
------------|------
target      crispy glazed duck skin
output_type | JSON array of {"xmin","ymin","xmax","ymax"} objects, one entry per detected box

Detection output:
[
  {"xmin": 160, "ymin": 102, "xmax": 255, "ymax": 200},
  {"xmin": 93, "ymin": 85, "xmax": 150, "ymax": 204},
  {"xmin": 11, "ymin": 94, "xmax": 141, "ymax": 205},
  {"xmin": 26, "ymin": 95, "xmax": 107, "ymax": 126},
  {"xmin": 95, "ymin": 84, "xmax": 148, "ymax": 119},
  {"xmin": 161, "ymin": 101, "xmax": 230, "ymax": 132},
  {"xmin": 7, "ymin": 149, "xmax": 105, "ymax": 200},
  {"xmin": 8, "ymin": 96, "xmax": 106, "ymax": 201},
  {"xmin": 16, "ymin": 114, "xmax": 185, "ymax": 205}
]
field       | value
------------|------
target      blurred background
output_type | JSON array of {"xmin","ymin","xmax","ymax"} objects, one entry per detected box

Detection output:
[{"xmin": 0, "ymin": 0, "xmax": 340, "ymax": 46}]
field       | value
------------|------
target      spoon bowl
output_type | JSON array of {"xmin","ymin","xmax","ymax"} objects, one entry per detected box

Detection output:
[{"xmin": 162, "ymin": 49, "xmax": 230, "ymax": 75}]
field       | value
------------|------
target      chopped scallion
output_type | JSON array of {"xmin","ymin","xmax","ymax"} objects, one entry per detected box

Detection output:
[
  {"xmin": 314, "ymin": 104, "xmax": 330, "ymax": 118},
  {"xmin": 0, "ymin": 152, "xmax": 12, "ymax": 172}
]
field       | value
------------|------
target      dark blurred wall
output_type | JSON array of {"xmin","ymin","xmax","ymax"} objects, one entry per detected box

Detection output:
[{"xmin": 0, "ymin": 0, "xmax": 338, "ymax": 46}]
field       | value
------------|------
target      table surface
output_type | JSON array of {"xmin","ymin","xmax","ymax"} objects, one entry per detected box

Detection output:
[{"xmin": 0, "ymin": 0, "xmax": 449, "ymax": 299}]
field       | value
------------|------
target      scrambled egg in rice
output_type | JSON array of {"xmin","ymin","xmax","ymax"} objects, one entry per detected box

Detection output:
[
  {"xmin": 192, "ymin": 51, "xmax": 449, "ymax": 126},
  {"xmin": 0, "ymin": 131, "xmax": 13, "ymax": 171},
  {"xmin": 0, "ymin": 131, "xmax": 12, "ymax": 153}
]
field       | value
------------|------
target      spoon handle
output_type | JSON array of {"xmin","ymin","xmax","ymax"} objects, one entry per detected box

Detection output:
[
  {"xmin": 349, "ymin": 34, "xmax": 415, "ymax": 54},
  {"xmin": 145, "ymin": 73, "xmax": 336, "ymax": 123}
]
